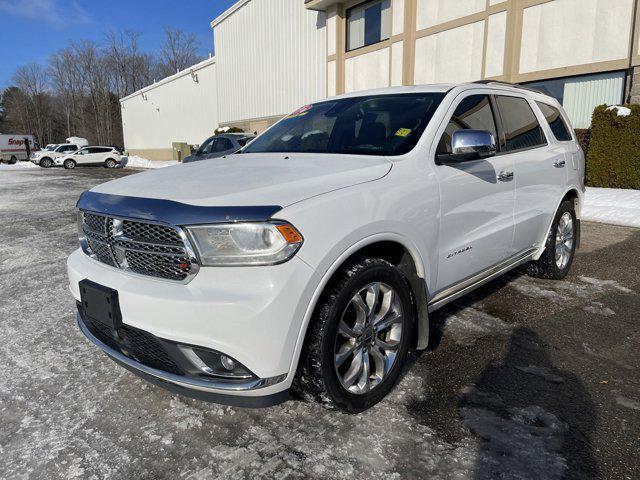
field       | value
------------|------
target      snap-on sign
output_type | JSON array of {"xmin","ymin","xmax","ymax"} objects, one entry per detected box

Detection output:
[{"xmin": 7, "ymin": 138, "xmax": 25, "ymax": 146}]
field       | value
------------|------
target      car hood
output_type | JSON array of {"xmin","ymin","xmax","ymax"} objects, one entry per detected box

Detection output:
[{"xmin": 91, "ymin": 153, "xmax": 392, "ymax": 207}]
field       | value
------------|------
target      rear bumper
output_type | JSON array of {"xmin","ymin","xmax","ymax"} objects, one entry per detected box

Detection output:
[{"xmin": 76, "ymin": 311, "xmax": 289, "ymax": 407}]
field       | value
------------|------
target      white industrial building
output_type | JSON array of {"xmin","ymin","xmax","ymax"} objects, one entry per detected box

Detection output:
[{"xmin": 120, "ymin": 0, "xmax": 640, "ymax": 160}]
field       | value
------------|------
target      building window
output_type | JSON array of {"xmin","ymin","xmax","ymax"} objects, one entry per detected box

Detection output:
[{"xmin": 346, "ymin": 0, "xmax": 391, "ymax": 52}]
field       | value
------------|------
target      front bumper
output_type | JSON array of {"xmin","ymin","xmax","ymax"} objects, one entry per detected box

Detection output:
[
  {"xmin": 68, "ymin": 248, "xmax": 319, "ymax": 400},
  {"xmin": 76, "ymin": 310, "xmax": 289, "ymax": 407}
]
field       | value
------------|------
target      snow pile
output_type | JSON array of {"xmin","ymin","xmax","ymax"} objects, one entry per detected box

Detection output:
[
  {"xmin": 122, "ymin": 156, "xmax": 179, "ymax": 169},
  {"xmin": 605, "ymin": 105, "xmax": 631, "ymax": 117},
  {"xmin": 0, "ymin": 161, "xmax": 39, "ymax": 171},
  {"xmin": 583, "ymin": 187, "xmax": 640, "ymax": 228}
]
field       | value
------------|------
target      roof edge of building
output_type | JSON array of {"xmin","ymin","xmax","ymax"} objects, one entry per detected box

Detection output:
[
  {"xmin": 120, "ymin": 56, "xmax": 216, "ymax": 104},
  {"xmin": 210, "ymin": 0, "xmax": 252, "ymax": 29}
]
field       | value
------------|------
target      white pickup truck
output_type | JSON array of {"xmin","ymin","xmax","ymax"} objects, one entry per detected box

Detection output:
[
  {"xmin": 0, "ymin": 134, "xmax": 37, "ymax": 164},
  {"xmin": 69, "ymin": 82, "xmax": 584, "ymax": 412}
]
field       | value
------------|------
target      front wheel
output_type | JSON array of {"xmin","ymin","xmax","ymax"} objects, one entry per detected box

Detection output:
[
  {"xmin": 294, "ymin": 258, "xmax": 414, "ymax": 413},
  {"xmin": 63, "ymin": 159, "xmax": 76, "ymax": 170},
  {"xmin": 527, "ymin": 199, "xmax": 577, "ymax": 280},
  {"xmin": 10, "ymin": 156, "xmax": 18, "ymax": 165},
  {"xmin": 40, "ymin": 158, "xmax": 53, "ymax": 168}
]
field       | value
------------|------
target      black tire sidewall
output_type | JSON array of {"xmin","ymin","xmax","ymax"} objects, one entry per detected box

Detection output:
[
  {"xmin": 319, "ymin": 263, "xmax": 414, "ymax": 412},
  {"xmin": 10, "ymin": 156, "xmax": 17, "ymax": 164}
]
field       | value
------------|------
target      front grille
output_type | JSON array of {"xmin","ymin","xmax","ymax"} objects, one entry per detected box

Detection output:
[{"xmin": 80, "ymin": 212, "xmax": 195, "ymax": 281}]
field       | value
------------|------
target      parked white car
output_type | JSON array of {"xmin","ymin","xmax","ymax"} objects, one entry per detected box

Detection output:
[
  {"xmin": 68, "ymin": 82, "xmax": 584, "ymax": 412},
  {"xmin": 31, "ymin": 143, "xmax": 80, "ymax": 168},
  {"xmin": 56, "ymin": 146, "xmax": 123, "ymax": 169}
]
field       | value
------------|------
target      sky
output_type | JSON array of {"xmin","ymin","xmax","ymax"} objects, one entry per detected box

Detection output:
[{"xmin": 0, "ymin": 0, "xmax": 238, "ymax": 88}]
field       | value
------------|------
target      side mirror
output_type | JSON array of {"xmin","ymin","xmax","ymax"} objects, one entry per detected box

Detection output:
[{"xmin": 439, "ymin": 130, "xmax": 497, "ymax": 163}]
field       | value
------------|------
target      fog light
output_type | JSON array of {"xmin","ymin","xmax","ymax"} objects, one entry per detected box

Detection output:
[{"xmin": 220, "ymin": 355, "xmax": 235, "ymax": 371}]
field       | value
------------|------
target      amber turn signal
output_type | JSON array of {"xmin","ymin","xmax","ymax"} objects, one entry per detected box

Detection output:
[{"xmin": 276, "ymin": 224, "xmax": 303, "ymax": 244}]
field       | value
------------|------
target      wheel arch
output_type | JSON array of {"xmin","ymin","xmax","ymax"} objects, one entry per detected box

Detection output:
[
  {"xmin": 532, "ymin": 186, "xmax": 582, "ymax": 260},
  {"xmin": 289, "ymin": 234, "xmax": 431, "ymax": 378}
]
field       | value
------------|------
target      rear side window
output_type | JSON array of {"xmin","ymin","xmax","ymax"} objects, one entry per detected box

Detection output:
[
  {"xmin": 437, "ymin": 95, "xmax": 498, "ymax": 155},
  {"xmin": 495, "ymin": 96, "xmax": 546, "ymax": 152},
  {"xmin": 536, "ymin": 102, "xmax": 573, "ymax": 141},
  {"xmin": 214, "ymin": 138, "xmax": 234, "ymax": 152}
]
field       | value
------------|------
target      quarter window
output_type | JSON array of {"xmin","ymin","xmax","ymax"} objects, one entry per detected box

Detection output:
[
  {"xmin": 495, "ymin": 96, "xmax": 546, "ymax": 152},
  {"xmin": 437, "ymin": 95, "xmax": 498, "ymax": 155},
  {"xmin": 347, "ymin": 0, "xmax": 391, "ymax": 51},
  {"xmin": 535, "ymin": 102, "xmax": 573, "ymax": 142}
]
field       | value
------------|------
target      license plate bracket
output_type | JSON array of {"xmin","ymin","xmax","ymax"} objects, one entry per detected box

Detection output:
[{"xmin": 79, "ymin": 279, "xmax": 122, "ymax": 331}]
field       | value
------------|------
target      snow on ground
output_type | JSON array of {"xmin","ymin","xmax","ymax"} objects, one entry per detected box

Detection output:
[
  {"xmin": 121, "ymin": 155, "xmax": 178, "ymax": 169},
  {"xmin": 0, "ymin": 161, "xmax": 39, "ymax": 171},
  {"xmin": 583, "ymin": 187, "xmax": 640, "ymax": 228},
  {"xmin": 605, "ymin": 105, "xmax": 631, "ymax": 117}
]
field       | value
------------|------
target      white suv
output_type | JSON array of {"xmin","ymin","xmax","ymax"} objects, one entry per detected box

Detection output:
[
  {"xmin": 57, "ymin": 146, "xmax": 122, "ymax": 169},
  {"xmin": 31, "ymin": 143, "xmax": 80, "ymax": 168},
  {"xmin": 68, "ymin": 82, "xmax": 584, "ymax": 412}
]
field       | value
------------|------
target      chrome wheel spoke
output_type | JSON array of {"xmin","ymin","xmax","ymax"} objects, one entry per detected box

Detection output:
[
  {"xmin": 335, "ymin": 340, "xmax": 357, "ymax": 368},
  {"xmin": 357, "ymin": 350, "xmax": 371, "ymax": 393},
  {"xmin": 342, "ymin": 349, "xmax": 363, "ymax": 388},
  {"xmin": 365, "ymin": 283, "xmax": 380, "ymax": 321},
  {"xmin": 374, "ymin": 311, "xmax": 402, "ymax": 332},
  {"xmin": 338, "ymin": 320, "xmax": 359, "ymax": 339},
  {"xmin": 375, "ymin": 336, "xmax": 400, "ymax": 351}
]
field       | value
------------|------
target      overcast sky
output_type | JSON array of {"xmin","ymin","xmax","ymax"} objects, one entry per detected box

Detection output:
[{"xmin": 0, "ymin": 0, "xmax": 237, "ymax": 88}]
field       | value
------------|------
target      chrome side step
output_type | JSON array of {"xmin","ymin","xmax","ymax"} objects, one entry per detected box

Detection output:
[{"xmin": 427, "ymin": 248, "xmax": 537, "ymax": 313}]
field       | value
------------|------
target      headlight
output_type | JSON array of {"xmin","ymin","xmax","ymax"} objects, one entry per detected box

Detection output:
[{"xmin": 186, "ymin": 222, "xmax": 303, "ymax": 266}]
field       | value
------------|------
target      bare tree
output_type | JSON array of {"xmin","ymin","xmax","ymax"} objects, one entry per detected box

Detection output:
[
  {"xmin": 105, "ymin": 29, "xmax": 154, "ymax": 98},
  {"xmin": 157, "ymin": 27, "xmax": 202, "ymax": 78},
  {"xmin": 12, "ymin": 63, "xmax": 54, "ymax": 144}
]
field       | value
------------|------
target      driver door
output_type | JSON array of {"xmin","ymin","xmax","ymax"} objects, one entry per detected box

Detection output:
[{"xmin": 433, "ymin": 93, "xmax": 516, "ymax": 292}]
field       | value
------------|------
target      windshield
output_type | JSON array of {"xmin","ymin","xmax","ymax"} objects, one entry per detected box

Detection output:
[{"xmin": 244, "ymin": 93, "xmax": 445, "ymax": 156}]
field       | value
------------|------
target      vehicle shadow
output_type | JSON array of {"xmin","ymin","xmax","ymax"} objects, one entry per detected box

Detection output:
[
  {"xmin": 461, "ymin": 326, "xmax": 599, "ymax": 480},
  {"xmin": 404, "ymin": 270, "xmax": 600, "ymax": 479}
]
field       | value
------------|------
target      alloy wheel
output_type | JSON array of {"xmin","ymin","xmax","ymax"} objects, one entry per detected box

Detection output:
[
  {"xmin": 555, "ymin": 212, "xmax": 574, "ymax": 269},
  {"xmin": 334, "ymin": 282, "xmax": 404, "ymax": 395}
]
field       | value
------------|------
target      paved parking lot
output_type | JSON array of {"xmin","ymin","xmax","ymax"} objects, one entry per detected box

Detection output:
[{"xmin": 1, "ymin": 166, "xmax": 639, "ymax": 480}]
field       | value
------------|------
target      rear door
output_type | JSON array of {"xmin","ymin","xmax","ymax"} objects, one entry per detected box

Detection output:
[
  {"xmin": 494, "ymin": 95, "xmax": 566, "ymax": 252},
  {"xmin": 75, "ymin": 147, "xmax": 95, "ymax": 165},
  {"xmin": 433, "ymin": 92, "xmax": 516, "ymax": 292}
]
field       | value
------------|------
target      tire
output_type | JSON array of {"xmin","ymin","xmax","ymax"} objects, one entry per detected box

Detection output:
[
  {"xmin": 63, "ymin": 159, "xmax": 76, "ymax": 170},
  {"xmin": 527, "ymin": 199, "xmax": 577, "ymax": 280},
  {"xmin": 10, "ymin": 156, "xmax": 18, "ymax": 165},
  {"xmin": 40, "ymin": 157, "xmax": 53, "ymax": 168},
  {"xmin": 104, "ymin": 158, "xmax": 117, "ymax": 169},
  {"xmin": 293, "ymin": 257, "xmax": 415, "ymax": 413}
]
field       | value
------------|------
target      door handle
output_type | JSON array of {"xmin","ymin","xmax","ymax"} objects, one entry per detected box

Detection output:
[
  {"xmin": 497, "ymin": 171, "xmax": 514, "ymax": 182},
  {"xmin": 554, "ymin": 159, "xmax": 566, "ymax": 168}
]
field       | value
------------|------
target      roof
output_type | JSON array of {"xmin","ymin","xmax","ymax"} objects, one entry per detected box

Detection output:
[
  {"xmin": 210, "ymin": 0, "xmax": 252, "ymax": 28},
  {"xmin": 119, "ymin": 56, "xmax": 216, "ymax": 103},
  {"xmin": 325, "ymin": 82, "xmax": 557, "ymax": 102}
]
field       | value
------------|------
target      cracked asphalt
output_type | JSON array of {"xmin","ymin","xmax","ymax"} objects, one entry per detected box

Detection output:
[{"xmin": 1, "ymin": 166, "xmax": 639, "ymax": 480}]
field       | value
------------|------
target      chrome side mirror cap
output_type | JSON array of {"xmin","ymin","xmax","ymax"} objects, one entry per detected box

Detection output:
[{"xmin": 441, "ymin": 130, "xmax": 497, "ymax": 163}]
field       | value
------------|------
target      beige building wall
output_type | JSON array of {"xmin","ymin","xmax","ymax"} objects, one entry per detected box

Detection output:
[{"xmin": 309, "ymin": 0, "xmax": 639, "ymax": 96}]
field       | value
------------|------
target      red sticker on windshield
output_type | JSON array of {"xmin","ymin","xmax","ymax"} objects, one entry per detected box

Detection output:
[{"xmin": 287, "ymin": 104, "xmax": 313, "ymax": 118}]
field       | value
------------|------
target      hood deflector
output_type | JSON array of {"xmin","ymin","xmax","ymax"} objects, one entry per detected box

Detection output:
[{"xmin": 77, "ymin": 191, "xmax": 282, "ymax": 226}]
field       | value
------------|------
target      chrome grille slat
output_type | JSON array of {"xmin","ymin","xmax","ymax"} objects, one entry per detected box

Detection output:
[{"xmin": 80, "ymin": 211, "xmax": 196, "ymax": 282}]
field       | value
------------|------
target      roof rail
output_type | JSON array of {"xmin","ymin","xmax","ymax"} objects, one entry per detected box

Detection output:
[{"xmin": 469, "ymin": 80, "xmax": 550, "ymax": 96}]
